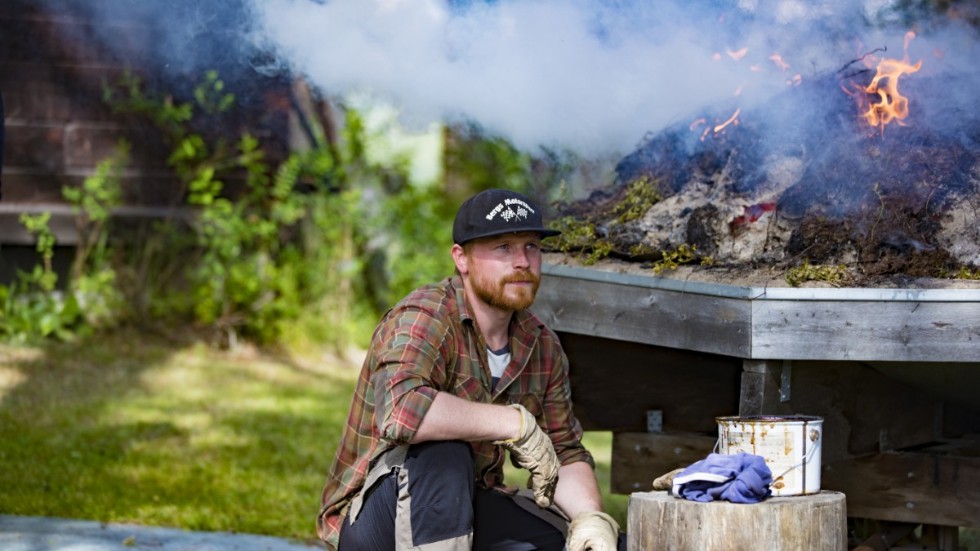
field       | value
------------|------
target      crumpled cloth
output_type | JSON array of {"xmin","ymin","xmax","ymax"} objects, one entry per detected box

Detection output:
[{"xmin": 671, "ymin": 452, "xmax": 772, "ymax": 504}]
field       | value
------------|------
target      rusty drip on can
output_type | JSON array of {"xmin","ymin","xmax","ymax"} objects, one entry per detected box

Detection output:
[{"xmin": 716, "ymin": 415, "xmax": 823, "ymax": 496}]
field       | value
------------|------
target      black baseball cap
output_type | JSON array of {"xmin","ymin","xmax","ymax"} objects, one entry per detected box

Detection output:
[{"xmin": 452, "ymin": 188, "xmax": 561, "ymax": 245}]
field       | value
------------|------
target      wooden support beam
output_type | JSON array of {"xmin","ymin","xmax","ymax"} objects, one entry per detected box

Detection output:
[{"xmin": 738, "ymin": 359, "xmax": 789, "ymax": 416}]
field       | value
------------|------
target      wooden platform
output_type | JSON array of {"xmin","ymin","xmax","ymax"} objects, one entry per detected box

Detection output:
[{"xmin": 532, "ymin": 261, "xmax": 980, "ymax": 532}]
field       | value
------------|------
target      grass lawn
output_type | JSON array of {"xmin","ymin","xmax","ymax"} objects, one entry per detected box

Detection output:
[{"xmin": 0, "ymin": 330, "xmax": 627, "ymax": 542}]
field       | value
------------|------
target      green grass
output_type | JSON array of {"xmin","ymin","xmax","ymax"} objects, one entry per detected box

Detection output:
[
  {"xmin": 572, "ymin": 432, "xmax": 630, "ymax": 526},
  {"xmin": 0, "ymin": 331, "xmax": 357, "ymax": 543},
  {"xmin": 0, "ymin": 331, "xmax": 628, "ymax": 541}
]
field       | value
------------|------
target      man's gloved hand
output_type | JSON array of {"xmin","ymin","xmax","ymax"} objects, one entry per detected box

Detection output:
[
  {"xmin": 567, "ymin": 511, "xmax": 620, "ymax": 551},
  {"xmin": 493, "ymin": 403, "xmax": 560, "ymax": 508}
]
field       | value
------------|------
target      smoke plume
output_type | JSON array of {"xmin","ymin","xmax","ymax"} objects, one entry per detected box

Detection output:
[
  {"xmin": 247, "ymin": 0, "xmax": 980, "ymax": 156},
  {"xmin": 32, "ymin": 0, "xmax": 980, "ymax": 157}
]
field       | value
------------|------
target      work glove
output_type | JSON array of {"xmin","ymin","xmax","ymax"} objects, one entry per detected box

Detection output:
[
  {"xmin": 652, "ymin": 467, "xmax": 685, "ymax": 491},
  {"xmin": 567, "ymin": 511, "xmax": 620, "ymax": 551},
  {"xmin": 493, "ymin": 403, "xmax": 560, "ymax": 508}
]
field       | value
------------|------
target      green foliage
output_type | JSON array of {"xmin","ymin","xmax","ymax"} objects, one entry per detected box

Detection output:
[
  {"xmin": 100, "ymin": 72, "xmax": 347, "ymax": 345},
  {"xmin": 0, "ymin": 284, "xmax": 82, "ymax": 343},
  {"xmin": 103, "ymin": 71, "xmax": 193, "ymax": 133},
  {"xmin": 17, "ymin": 213, "xmax": 57, "ymax": 292},
  {"xmin": 0, "ymin": 214, "xmax": 82, "ymax": 342},
  {"xmin": 5, "ymin": 70, "xmax": 547, "ymax": 348},
  {"xmin": 444, "ymin": 124, "xmax": 533, "ymax": 193},
  {"xmin": 785, "ymin": 259, "xmax": 850, "ymax": 287},
  {"xmin": 98, "ymin": 71, "xmax": 455, "ymax": 348},
  {"xmin": 547, "ymin": 216, "xmax": 614, "ymax": 265},
  {"xmin": 0, "ymin": 145, "xmax": 131, "ymax": 342},
  {"xmin": 613, "ymin": 176, "xmax": 661, "ymax": 223},
  {"xmin": 376, "ymin": 184, "xmax": 455, "ymax": 306},
  {"xmin": 544, "ymin": 175, "xmax": 663, "ymax": 267},
  {"xmin": 950, "ymin": 266, "xmax": 980, "ymax": 280},
  {"xmin": 64, "ymin": 145, "xmax": 128, "ymax": 328},
  {"xmin": 651, "ymin": 244, "xmax": 699, "ymax": 274}
]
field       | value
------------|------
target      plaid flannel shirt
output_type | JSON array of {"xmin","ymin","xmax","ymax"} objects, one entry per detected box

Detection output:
[{"xmin": 316, "ymin": 275, "xmax": 593, "ymax": 550}]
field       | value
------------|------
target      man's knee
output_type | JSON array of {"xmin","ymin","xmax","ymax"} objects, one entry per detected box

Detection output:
[
  {"xmin": 402, "ymin": 440, "xmax": 475, "ymax": 512},
  {"xmin": 400, "ymin": 441, "xmax": 475, "ymax": 548},
  {"xmin": 340, "ymin": 442, "xmax": 476, "ymax": 550},
  {"xmin": 405, "ymin": 440, "xmax": 473, "ymax": 478}
]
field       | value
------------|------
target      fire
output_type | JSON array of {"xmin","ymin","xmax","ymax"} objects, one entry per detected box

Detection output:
[
  {"xmin": 860, "ymin": 32, "xmax": 922, "ymax": 131},
  {"xmin": 714, "ymin": 108, "xmax": 741, "ymax": 133},
  {"xmin": 769, "ymin": 53, "xmax": 790, "ymax": 71},
  {"xmin": 727, "ymin": 47, "xmax": 748, "ymax": 61}
]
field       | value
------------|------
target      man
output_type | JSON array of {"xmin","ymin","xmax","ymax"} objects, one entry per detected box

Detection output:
[{"xmin": 317, "ymin": 188, "xmax": 623, "ymax": 550}]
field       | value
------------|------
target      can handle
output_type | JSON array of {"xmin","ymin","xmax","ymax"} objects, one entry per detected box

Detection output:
[
  {"xmin": 714, "ymin": 429, "xmax": 821, "ymax": 487},
  {"xmin": 769, "ymin": 432, "xmax": 821, "ymax": 484}
]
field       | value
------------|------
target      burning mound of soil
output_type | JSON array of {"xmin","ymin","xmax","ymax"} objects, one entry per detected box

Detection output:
[{"xmin": 552, "ymin": 60, "xmax": 980, "ymax": 287}]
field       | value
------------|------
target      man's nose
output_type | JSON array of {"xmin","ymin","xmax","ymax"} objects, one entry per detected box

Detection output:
[{"xmin": 512, "ymin": 247, "xmax": 530, "ymax": 268}]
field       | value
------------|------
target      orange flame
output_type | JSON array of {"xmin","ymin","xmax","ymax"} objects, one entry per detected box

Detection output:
[
  {"xmin": 861, "ymin": 32, "xmax": 922, "ymax": 130},
  {"xmin": 769, "ymin": 52, "xmax": 790, "ymax": 71},
  {"xmin": 727, "ymin": 47, "xmax": 749, "ymax": 61},
  {"xmin": 693, "ymin": 108, "xmax": 742, "ymax": 142},
  {"xmin": 714, "ymin": 108, "xmax": 741, "ymax": 133}
]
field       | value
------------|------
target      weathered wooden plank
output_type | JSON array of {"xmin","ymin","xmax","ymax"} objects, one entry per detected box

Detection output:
[
  {"xmin": 2, "ymin": 121, "xmax": 65, "ymax": 173},
  {"xmin": 561, "ymin": 333, "xmax": 740, "ymax": 433},
  {"xmin": 0, "ymin": 62, "xmax": 121, "ymax": 122},
  {"xmin": 63, "ymin": 123, "xmax": 170, "ymax": 169},
  {"xmin": 628, "ymin": 491, "xmax": 847, "ymax": 551},
  {"xmin": 822, "ymin": 452, "xmax": 980, "ymax": 528},
  {"xmin": 0, "ymin": 12, "xmax": 154, "ymax": 66},
  {"xmin": 610, "ymin": 432, "xmax": 717, "ymax": 495},
  {"xmin": 536, "ymin": 262, "xmax": 980, "ymax": 363},
  {"xmin": 534, "ymin": 274, "xmax": 752, "ymax": 358},
  {"xmin": 752, "ymin": 300, "xmax": 980, "ymax": 362},
  {"xmin": 0, "ymin": 203, "xmax": 192, "ymax": 245}
]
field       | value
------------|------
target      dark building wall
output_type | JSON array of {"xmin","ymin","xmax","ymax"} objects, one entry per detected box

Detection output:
[{"xmin": 0, "ymin": 0, "xmax": 292, "ymax": 249}]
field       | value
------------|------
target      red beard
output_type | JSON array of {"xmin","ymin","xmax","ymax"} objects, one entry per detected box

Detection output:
[{"xmin": 471, "ymin": 270, "xmax": 540, "ymax": 311}]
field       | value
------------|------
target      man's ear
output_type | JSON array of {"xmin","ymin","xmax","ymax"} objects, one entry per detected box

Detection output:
[{"xmin": 451, "ymin": 243, "xmax": 468, "ymax": 275}]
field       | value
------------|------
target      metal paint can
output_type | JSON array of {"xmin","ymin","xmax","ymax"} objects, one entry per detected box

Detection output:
[{"xmin": 715, "ymin": 415, "xmax": 823, "ymax": 496}]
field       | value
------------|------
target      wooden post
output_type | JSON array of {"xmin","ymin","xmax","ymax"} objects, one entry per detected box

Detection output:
[{"xmin": 628, "ymin": 491, "xmax": 847, "ymax": 551}]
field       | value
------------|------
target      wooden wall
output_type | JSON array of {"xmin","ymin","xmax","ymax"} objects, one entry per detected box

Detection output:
[{"xmin": 0, "ymin": 0, "xmax": 291, "ymax": 246}]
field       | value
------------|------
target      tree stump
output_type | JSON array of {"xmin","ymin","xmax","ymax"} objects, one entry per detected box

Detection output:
[{"xmin": 627, "ymin": 491, "xmax": 847, "ymax": 551}]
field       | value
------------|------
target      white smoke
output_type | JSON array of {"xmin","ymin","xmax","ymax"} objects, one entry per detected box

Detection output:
[
  {"xmin": 249, "ymin": 0, "xmax": 915, "ymax": 156},
  {"xmin": 38, "ymin": 0, "xmax": 977, "ymax": 158}
]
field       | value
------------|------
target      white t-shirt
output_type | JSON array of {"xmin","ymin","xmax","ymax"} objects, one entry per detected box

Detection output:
[{"xmin": 487, "ymin": 345, "xmax": 510, "ymax": 390}]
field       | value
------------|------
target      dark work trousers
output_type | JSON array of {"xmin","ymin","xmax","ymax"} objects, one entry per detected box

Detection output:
[{"xmin": 338, "ymin": 441, "xmax": 626, "ymax": 551}]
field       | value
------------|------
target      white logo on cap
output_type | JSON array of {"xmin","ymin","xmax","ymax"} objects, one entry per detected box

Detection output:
[{"xmin": 486, "ymin": 198, "xmax": 535, "ymax": 222}]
